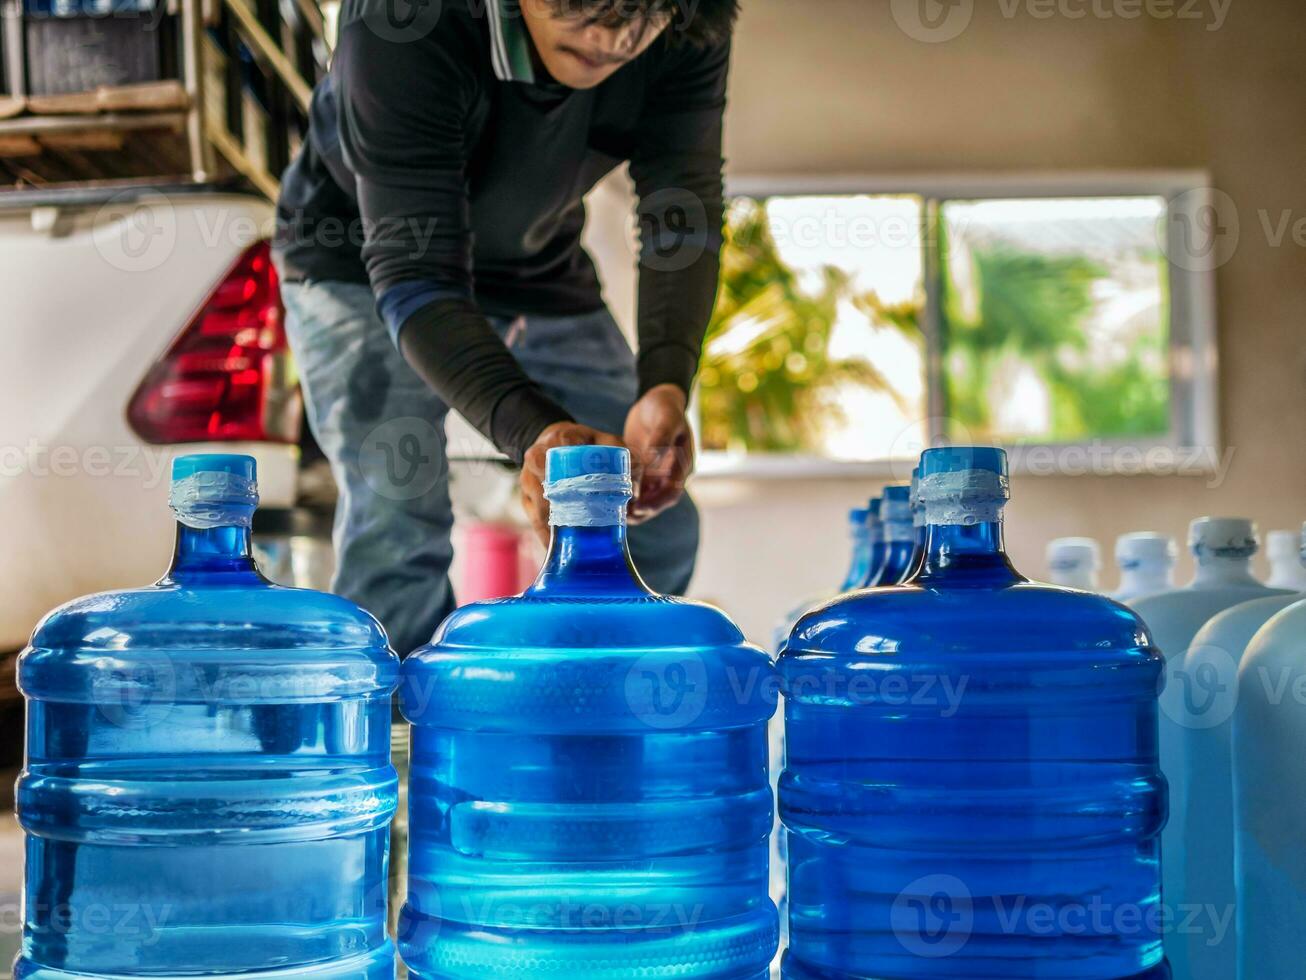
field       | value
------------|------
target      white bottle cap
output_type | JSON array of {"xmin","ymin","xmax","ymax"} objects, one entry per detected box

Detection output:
[
  {"xmin": 1267, "ymin": 529, "xmax": 1302, "ymax": 561},
  {"xmin": 1047, "ymin": 537, "xmax": 1101, "ymax": 569},
  {"xmin": 1115, "ymin": 532, "xmax": 1177, "ymax": 564},
  {"xmin": 1188, "ymin": 517, "xmax": 1258, "ymax": 554}
]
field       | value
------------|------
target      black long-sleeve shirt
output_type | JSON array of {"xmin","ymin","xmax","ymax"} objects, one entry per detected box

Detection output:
[{"xmin": 275, "ymin": 0, "xmax": 729, "ymax": 462}]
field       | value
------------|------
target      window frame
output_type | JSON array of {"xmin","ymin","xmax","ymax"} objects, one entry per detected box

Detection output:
[{"xmin": 696, "ymin": 170, "xmax": 1220, "ymax": 479}]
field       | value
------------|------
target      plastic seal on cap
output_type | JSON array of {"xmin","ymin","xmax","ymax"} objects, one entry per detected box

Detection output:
[
  {"xmin": 909, "ymin": 467, "xmax": 925, "ymax": 528},
  {"xmin": 849, "ymin": 506, "xmax": 871, "ymax": 527},
  {"xmin": 917, "ymin": 446, "xmax": 1009, "ymax": 525},
  {"xmin": 1116, "ymin": 532, "xmax": 1177, "ymax": 566},
  {"xmin": 544, "ymin": 446, "xmax": 633, "ymax": 527},
  {"xmin": 1188, "ymin": 517, "xmax": 1258, "ymax": 560},
  {"xmin": 1047, "ymin": 537, "xmax": 1101, "ymax": 570},
  {"xmin": 169, "ymin": 454, "xmax": 259, "ymax": 529}
]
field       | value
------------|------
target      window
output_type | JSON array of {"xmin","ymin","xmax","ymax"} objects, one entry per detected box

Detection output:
[{"xmin": 697, "ymin": 173, "xmax": 1218, "ymax": 477}]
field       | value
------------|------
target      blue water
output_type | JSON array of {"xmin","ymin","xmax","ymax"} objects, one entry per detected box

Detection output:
[
  {"xmin": 399, "ymin": 446, "xmax": 778, "ymax": 979},
  {"xmin": 779, "ymin": 447, "xmax": 1168, "ymax": 978},
  {"xmin": 16, "ymin": 455, "xmax": 398, "ymax": 979}
]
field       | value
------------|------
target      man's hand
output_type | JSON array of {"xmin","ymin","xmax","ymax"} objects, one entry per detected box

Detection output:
[
  {"xmin": 624, "ymin": 383, "xmax": 694, "ymax": 524},
  {"xmin": 520, "ymin": 422, "xmax": 625, "ymax": 545}
]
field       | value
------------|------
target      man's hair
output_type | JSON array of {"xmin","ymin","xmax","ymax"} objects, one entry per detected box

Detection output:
[{"xmin": 545, "ymin": 0, "xmax": 739, "ymax": 47}]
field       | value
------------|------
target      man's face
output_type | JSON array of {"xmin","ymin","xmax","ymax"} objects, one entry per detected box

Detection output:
[{"xmin": 520, "ymin": 1, "xmax": 670, "ymax": 89}]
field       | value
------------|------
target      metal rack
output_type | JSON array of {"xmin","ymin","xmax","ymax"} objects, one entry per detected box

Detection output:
[{"xmin": 0, "ymin": 0, "xmax": 329, "ymax": 198}]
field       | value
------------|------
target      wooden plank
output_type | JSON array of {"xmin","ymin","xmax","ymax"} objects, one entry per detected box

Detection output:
[
  {"xmin": 0, "ymin": 133, "xmax": 41, "ymax": 156},
  {"xmin": 0, "ymin": 110, "xmax": 187, "ymax": 136},
  {"xmin": 1, "ymin": 0, "xmax": 26, "ymax": 99},
  {"xmin": 39, "ymin": 129, "xmax": 126, "ymax": 151},
  {"xmin": 96, "ymin": 80, "xmax": 189, "ymax": 112},
  {"xmin": 206, "ymin": 116, "xmax": 278, "ymax": 199},
  {"xmin": 26, "ymin": 91, "xmax": 99, "ymax": 115},
  {"xmin": 222, "ymin": 0, "xmax": 312, "ymax": 110}
]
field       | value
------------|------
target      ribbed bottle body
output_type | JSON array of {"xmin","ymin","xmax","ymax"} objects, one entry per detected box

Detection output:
[
  {"xmin": 399, "ymin": 605, "xmax": 779, "ymax": 980},
  {"xmin": 780, "ymin": 602, "xmax": 1167, "ymax": 978},
  {"xmin": 17, "ymin": 593, "xmax": 398, "ymax": 979}
]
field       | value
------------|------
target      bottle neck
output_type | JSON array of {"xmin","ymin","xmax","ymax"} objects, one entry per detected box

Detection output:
[
  {"xmin": 165, "ymin": 522, "xmax": 260, "ymax": 582},
  {"xmin": 1190, "ymin": 550, "xmax": 1260, "ymax": 588},
  {"xmin": 1119, "ymin": 561, "xmax": 1173, "ymax": 594},
  {"xmin": 860, "ymin": 537, "xmax": 889, "ymax": 588},
  {"xmin": 870, "ymin": 539, "xmax": 918, "ymax": 587},
  {"xmin": 841, "ymin": 528, "xmax": 872, "ymax": 592},
  {"xmin": 911, "ymin": 513, "xmax": 1023, "ymax": 587},
  {"xmin": 1053, "ymin": 567, "xmax": 1098, "ymax": 590},
  {"xmin": 530, "ymin": 497, "xmax": 650, "ymax": 597}
]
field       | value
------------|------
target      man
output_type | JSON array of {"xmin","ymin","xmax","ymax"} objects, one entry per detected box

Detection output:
[{"xmin": 274, "ymin": 0, "xmax": 736, "ymax": 654}]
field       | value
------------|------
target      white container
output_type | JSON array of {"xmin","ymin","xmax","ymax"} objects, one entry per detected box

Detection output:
[
  {"xmin": 1234, "ymin": 587, "xmax": 1306, "ymax": 980},
  {"xmin": 1266, "ymin": 529, "xmax": 1306, "ymax": 591},
  {"xmin": 1113, "ymin": 532, "xmax": 1178, "ymax": 602},
  {"xmin": 1177, "ymin": 526, "xmax": 1304, "ymax": 980},
  {"xmin": 1132, "ymin": 517, "xmax": 1295, "ymax": 978},
  {"xmin": 1046, "ymin": 536, "xmax": 1101, "ymax": 590}
]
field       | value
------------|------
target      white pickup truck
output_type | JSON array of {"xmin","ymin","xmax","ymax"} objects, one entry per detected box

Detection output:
[{"xmin": 0, "ymin": 183, "xmax": 304, "ymax": 743}]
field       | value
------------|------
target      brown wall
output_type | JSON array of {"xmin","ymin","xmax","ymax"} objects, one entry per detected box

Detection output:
[{"xmin": 664, "ymin": 0, "xmax": 1306, "ymax": 639}]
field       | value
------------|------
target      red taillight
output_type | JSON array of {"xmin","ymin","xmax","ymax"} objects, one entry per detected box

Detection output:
[{"xmin": 127, "ymin": 241, "xmax": 301, "ymax": 444}]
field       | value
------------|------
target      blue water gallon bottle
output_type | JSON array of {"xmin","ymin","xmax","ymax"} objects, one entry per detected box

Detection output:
[
  {"xmin": 864, "ymin": 497, "xmax": 886, "ymax": 588},
  {"xmin": 1233, "ymin": 545, "xmax": 1306, "ymax": 980},
  {"xmin": 839, "ymin": 505, "xmax": 874, "ymax": 592},
  {"xmin": 1132, "ymin": 517, "xmax": 1293, "ymax": 977},
  {"xmin": 1113, "ymin": 533, "xmax": 1178, "ymax": 603},
  {"xmin": 1180, "ymin": 523, "xmax": 1305, "ymax": 980},
  {"xmin": 16, "ymin": 454, "xmax": 399, "ymax": 980},
  {"xmin": 779, "ymin": 446, "xmax": 1168, "ymax": 978},
  {"xmin": 1265, "ymin": 529, "xmax": 1306, "ymax": 591},
  {"xmin": 1046, "ymin": 537, "xmax": 1102, "ymax": 590},
  {"xmin": 398, "ymin": 445, "xmax": 779, "ymax": 979},
  {"xmin": 864, "ymin": 485, "xmax": 914, "ymax": 588}
]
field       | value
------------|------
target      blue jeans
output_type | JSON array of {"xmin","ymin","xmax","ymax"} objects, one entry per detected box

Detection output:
[{"xmin": 281, "ymin": 280, "xmax": 700, "ymax": 655}]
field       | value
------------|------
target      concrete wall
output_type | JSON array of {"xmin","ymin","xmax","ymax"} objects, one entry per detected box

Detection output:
[{"xmin": 589, "ymin": 0, "xmax": 1306, "ymax": 642}]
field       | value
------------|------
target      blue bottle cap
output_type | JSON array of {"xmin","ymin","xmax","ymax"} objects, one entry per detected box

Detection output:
[
  {"xmin": 868, "ymin": 497, "xmax": 882, "ymax": 517},
  {"xmin": 919, "ymin": 446, "xmax": 1007, "ymax": 480},
  {"xmin": 172, "ymin": 453, "xmax": 257, "ymax": 483},
  {"xmin": 544, "ymin": 446, "xmax": 631, "ymax": 487},
  {"xmin": 849, "ymin": 506, "xmax": 871, "ymax": 524}
]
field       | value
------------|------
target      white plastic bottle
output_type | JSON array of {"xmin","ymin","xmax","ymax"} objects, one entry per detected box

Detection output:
[
  {"xmin": 1132, "ymin": 517, "xmax": 1295, "ymax": 979},
  {"xmin": 1234, "ymin": 566, "xmax": 1306, "ymax": 980},
  {"xmin": 1113, "ymin": 532, "xmax": 1178, "ymax": 602},
  {"xmin": 1265, "ymin": 529, "xmax": 1306, "ymax": 591},
  {"xmin": 1178, "ymin": 524, "xmax": 1304, "ymax": 980},
  {"xmin": 1046, "ymin": 536, "xmax": 1101, "ymax": 590}
]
